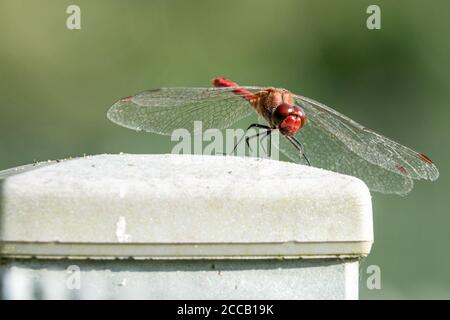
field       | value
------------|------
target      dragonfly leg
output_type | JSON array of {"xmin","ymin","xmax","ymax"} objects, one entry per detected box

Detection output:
[
  {"xmin": 229, "ymin": 123, "xmax": 271, "ymax": 155},
  {"xmin": 286, "ymin": 135, "xmax": 311, "ymax": 166},
  {"xmin": 245, "ymin": 129, "xmax": 272, "ymax": 157}
]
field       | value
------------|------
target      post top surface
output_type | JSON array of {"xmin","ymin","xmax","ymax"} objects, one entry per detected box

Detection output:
[{"xmin": 0, "ymin": 154, "xmax": 373, "ymax": 259}]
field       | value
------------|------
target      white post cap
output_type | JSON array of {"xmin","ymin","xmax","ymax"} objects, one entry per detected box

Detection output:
[{"xmin": 0, "ymin": 154, "xmax": 373, "ymax": 259}]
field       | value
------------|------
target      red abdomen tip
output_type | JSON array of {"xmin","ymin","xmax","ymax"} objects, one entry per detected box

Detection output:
[
  {"xmin": 419, "ymin": 153, "xmax": 433, "ymax": 164},
  {"xmin": 212, "ymin": 77, "xmax": 239, "ymax": 88},
  {"xmin": 212, "ymin": 77, "xmax": 254, "ymax": 101}
]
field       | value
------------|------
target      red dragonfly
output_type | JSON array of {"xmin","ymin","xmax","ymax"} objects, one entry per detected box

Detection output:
[{"xmin": 107, "ymin": 77, "xmax": 439, "ymax": 195}]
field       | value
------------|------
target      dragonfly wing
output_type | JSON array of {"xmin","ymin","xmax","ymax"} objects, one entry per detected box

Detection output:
[
  {"xmin": 277, "ymin": 124, "xmax": 414, "ymax": 195},
  {"xmin": 293, "ymin": 94, "xmax": 439, "ymax": 182},
  {"xmin": 107, "ymin": 87, "xmax": 262, "ymax": 135}
]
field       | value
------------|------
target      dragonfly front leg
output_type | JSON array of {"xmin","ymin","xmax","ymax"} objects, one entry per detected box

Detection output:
[
  {"xmin": 230, "ymin": 123, "xmax": 272, "ymax": 156},
  {"xmin": 245, "ymin": 129, "xmax": 272, "ymax": 158},
  {"xmin": 285, "ymin": 135, "xmax": 311, "ymax": 166}
]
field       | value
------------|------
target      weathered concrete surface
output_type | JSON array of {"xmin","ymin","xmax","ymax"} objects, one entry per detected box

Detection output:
[
  {"xmin": 0, "ymin": 154, "xmax": 372, "ymax": 258},
  {"xmin": 0, "ymin": 154, "xmax": 372, "ymax": 299}
]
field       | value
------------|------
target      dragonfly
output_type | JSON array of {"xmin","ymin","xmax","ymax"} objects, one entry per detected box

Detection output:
[{"xmin": 107, "ymin": 77, "xmax": 439, "ymax": 195}]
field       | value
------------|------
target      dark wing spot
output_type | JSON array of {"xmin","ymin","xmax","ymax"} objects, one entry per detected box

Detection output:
[
  {"xmin": 419, "ymin": 153, "xmax": 433, "ymax": 164},
  {"xmin": 120, "ymin": 96, "xmax": 133, "ymax": 102},
  {"xmin": 396, "ymin": 164, "xmax": 408, "ymax": 176}
]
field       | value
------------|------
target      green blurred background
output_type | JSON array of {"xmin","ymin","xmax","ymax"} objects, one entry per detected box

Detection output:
[{"xmin": 0, "ymin": 0, "xmax": 448, "ymax": 299}]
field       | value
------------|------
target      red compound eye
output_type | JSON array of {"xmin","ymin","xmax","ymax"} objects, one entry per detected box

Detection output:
[
  {"xmin": 273, "ymin": 103, "xmax": 306, "ymax": 135},
  {"xmin": 279, "ymin": 115, "xmax": 302, "ymax": 135}
]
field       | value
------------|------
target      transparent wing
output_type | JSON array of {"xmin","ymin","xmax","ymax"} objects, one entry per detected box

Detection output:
[
  {"xmin": 277, "ymin": 125, "xmax": 414, "ymax": 195},
  {"xmin": 107, "ymin": 87, "xmax": 262, "ymax": 135},
  {"xmin": 276, "ymin": 94, "xmax": 439, "ymax": 195}
]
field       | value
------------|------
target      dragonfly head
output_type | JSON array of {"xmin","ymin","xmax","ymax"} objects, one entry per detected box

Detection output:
[{"xmin": 272, "ymin": 103, "xmax": 306, "ymax": 136}]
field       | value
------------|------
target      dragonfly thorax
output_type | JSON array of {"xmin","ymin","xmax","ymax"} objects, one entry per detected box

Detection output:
[{"xmin": 251, "ymin": 88, "xmax": 306, "ymax": 136}]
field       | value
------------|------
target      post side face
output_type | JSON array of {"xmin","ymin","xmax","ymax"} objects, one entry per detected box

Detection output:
[{"xmin": 0, "ymin": 258, "xmax": 359, "ymax": 300}]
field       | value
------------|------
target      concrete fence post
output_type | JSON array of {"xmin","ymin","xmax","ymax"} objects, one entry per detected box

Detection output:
[{"xmin": 0, "ymin": 154, "xmax": 373, "ymax": 299}]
